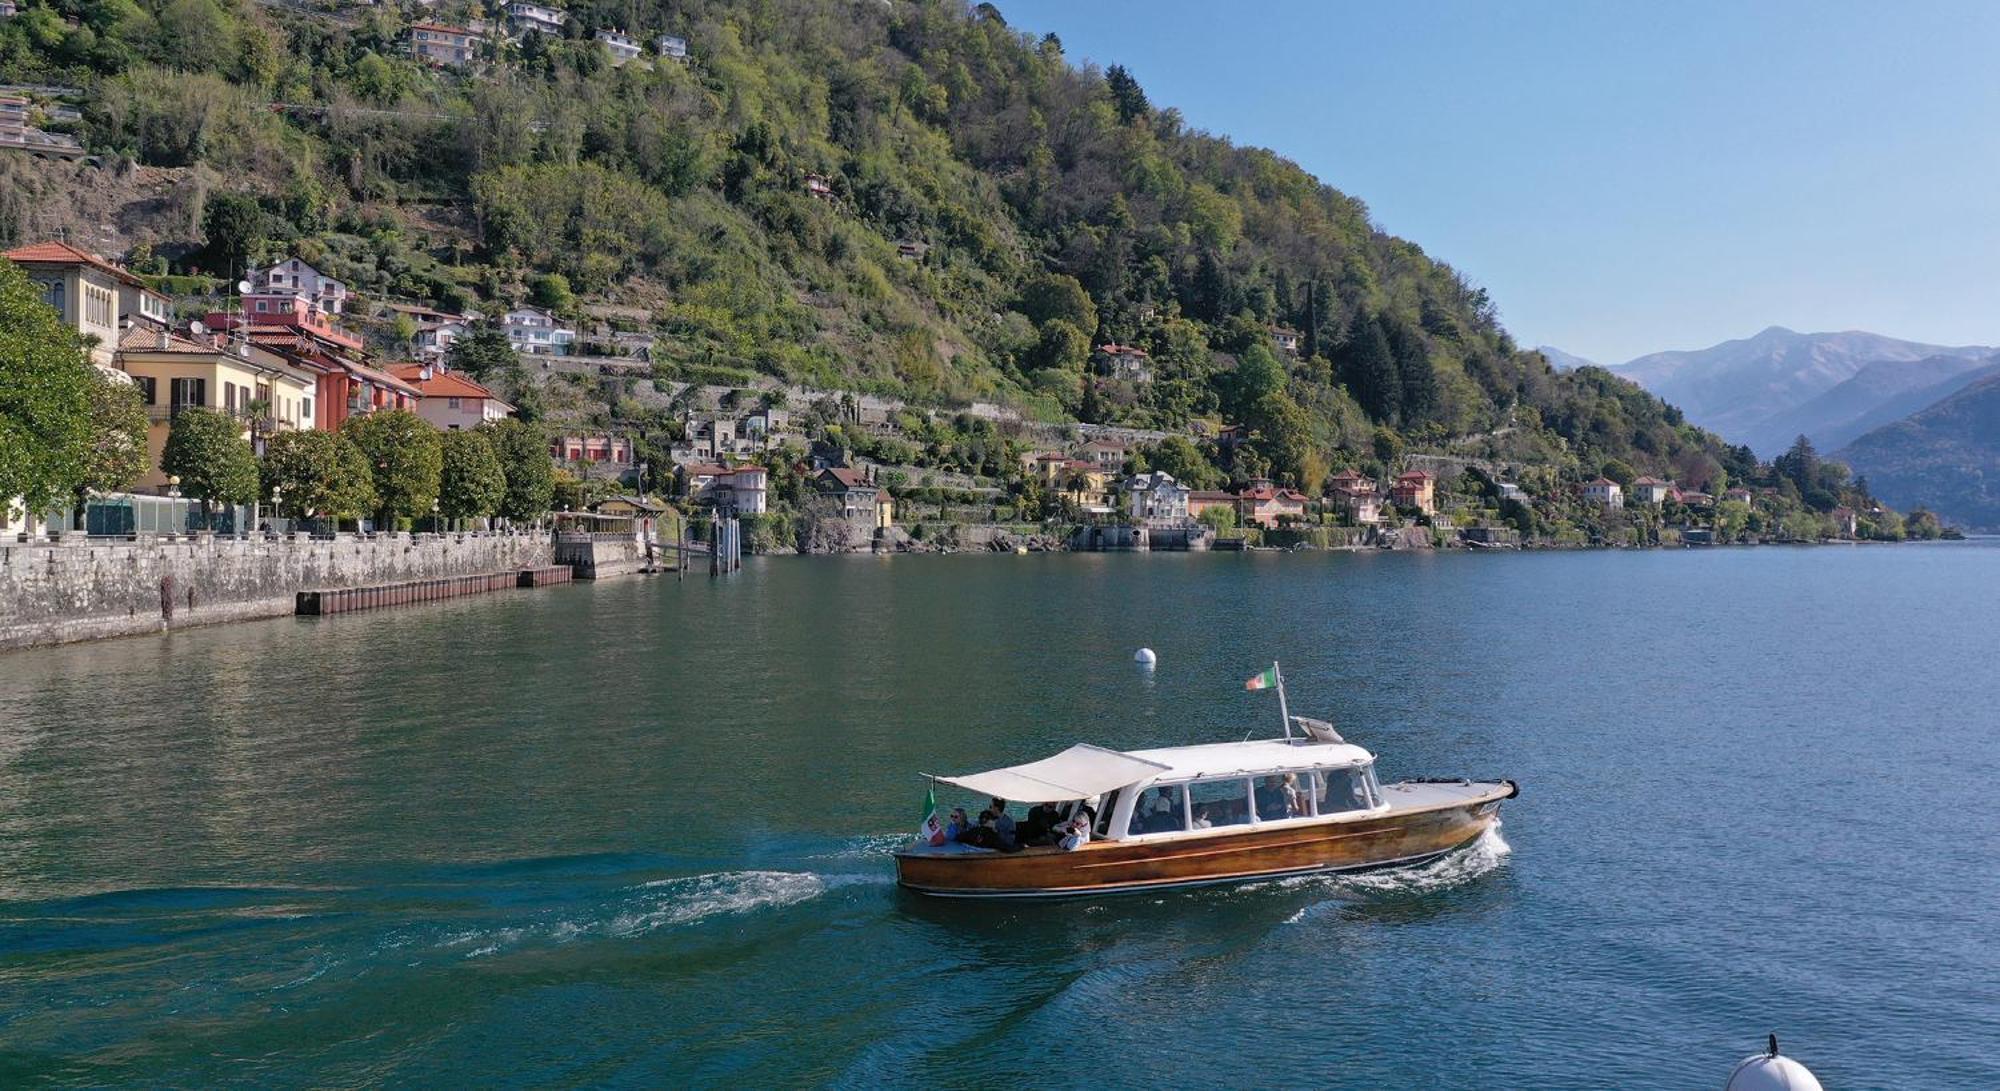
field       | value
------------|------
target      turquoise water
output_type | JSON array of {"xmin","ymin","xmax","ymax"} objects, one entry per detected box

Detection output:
[{"xmin": 2, "ymin": 543, "xmax": 1998, "ymax": 1086}]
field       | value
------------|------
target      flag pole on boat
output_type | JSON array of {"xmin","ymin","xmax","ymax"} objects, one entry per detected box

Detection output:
[{"xmin": 1245, "ymin": 661, "xmax": 1291, "ymax": 739}]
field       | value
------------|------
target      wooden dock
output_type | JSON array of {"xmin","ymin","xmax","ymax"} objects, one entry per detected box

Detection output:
[{"xmin": 296, "ymin": 566, "xmax": 573, "ymax": 616}]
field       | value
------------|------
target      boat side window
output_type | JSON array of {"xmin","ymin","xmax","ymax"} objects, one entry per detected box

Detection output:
[
  {"xmin": 1127, "ymin": 783, "xmax": 1187, "ymax": 835},
  {"xmin": 1187, "ymin": 778, "xmax": 1252, "ymax": 830},
  {"xmin": 1094, "ymin": 790, "xmax": 1121, "ymax": 837},
  {"xmin": 1319, "ymin": 765, "xmax": 1375, "ymax": 814}
]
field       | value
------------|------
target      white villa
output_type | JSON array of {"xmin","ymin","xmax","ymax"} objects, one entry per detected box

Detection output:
[
  {"xmin": 1124, "ymin": 471, "xmax": 1191, "ymax": 523},
  {"xmin": 503, "ymin": 306, "xmax": 576, "ymax": 355}
]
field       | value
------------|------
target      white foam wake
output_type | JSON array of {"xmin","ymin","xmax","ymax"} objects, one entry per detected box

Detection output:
[
  {"xmin": 1274, "ymin": 824, "xmax": 1512, "ymax": 919},
  {"xmin": 421, "ymin": 869, "xmax": 841, "ymax": 960}
]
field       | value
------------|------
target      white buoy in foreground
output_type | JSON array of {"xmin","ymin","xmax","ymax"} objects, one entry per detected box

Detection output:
[
  {"xmin": 1724, "ymin": 1035, "xmax": 1823, "ymax": 1091},
  {"xmin": 1133, "ymin": 648, "xmax": 1156, "ymax": 667}
]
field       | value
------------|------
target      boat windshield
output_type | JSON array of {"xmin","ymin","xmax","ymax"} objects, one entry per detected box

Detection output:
[{"xmin": 1319, "ymin": 764, "xmax": 1378, "ymax": 814}]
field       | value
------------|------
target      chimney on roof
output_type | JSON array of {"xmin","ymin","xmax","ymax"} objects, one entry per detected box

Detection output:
[
  {"xmin": 420, "ymin": 364, "xmax": 433, "ymax": 381},
  {"xmin": 157, "ymin": 329, "xmax": 170, "ymax": 350}
]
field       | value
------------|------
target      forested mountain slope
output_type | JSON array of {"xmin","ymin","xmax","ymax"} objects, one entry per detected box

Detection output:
[
  {"xmin": 1, "ymin": 0, "xmax": 1743, "ymax": 490},
  {"xmin": 1839, "ymin": 372, "xmax": 2000, "ymax": 532}
]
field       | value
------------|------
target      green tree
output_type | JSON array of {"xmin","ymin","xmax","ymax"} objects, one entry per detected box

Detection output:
[
  {"xmin": 343, "ymin": 409, "xmax": 442, "ymax": 527},
  {"xmin": 1018, "ymin": 272, "xmax": 1099, "ymax": 337},
  {"xmin": 529, "ymin": 272, "xmax": 574, "ymax": 311},
  {"xmin": 446, "ymin": 324, "xmax": 519, "ymax": 382},
  {"xmin": 1105, "ymin": 64, "xmax": 1150, "ymax": 125},
  {"xmin": 196, "ymin": 192, "xmax": 268, "ymax": 276},
  {"xmin": 1599, "ymin": 458, "xmax": 1636, "ymax": 486},
  {"xmin": 160, "ymin": 407, "xmax": 258, "ymax": 521},
  {"xmin": 1135, "ymin": 435, "xmax": 1222, "ymax": 489},
  {"xmin": 80, "ymin": 372, "xmax": 151, "ymax": 499},
  {"xmin": 0, "ymin": 259, "xmax": 94, "ymax": 522},
  {"xmin": 483, "ymin": 418, "xmax": 554, "ymax": 523},
  {"xmin": 1338, "ymin": 317, "xmax": 1401, "ymax": 423},
  {"xmin": 437, "ymin": 429, "xmax": 506, "ymax": 525},
  {"xmin": 261, "ymin": 429, "xmax": 376, "ymax": 528},
  {"xmin": 1029, "ymin": 318, "xmax": 1090, "ymax": 374}
]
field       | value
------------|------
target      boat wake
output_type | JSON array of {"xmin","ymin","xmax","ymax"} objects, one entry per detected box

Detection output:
[
  {"xmin": 413, "ymin": 869, "xmax": 862, "ymax": 961},
  {"xmin": 1273, "ymin": 825, "xmax": 1512, "ymax": 919}
]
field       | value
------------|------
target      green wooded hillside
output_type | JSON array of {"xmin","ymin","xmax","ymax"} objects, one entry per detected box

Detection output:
[{"xmin": 0, "ymin": 0, "xmax": 1745, "ymax": 491}]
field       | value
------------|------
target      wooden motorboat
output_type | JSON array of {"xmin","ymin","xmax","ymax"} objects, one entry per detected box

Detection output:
[{"xmin": 896, "ymin": 721, "xmax": 1516, "ymax": 899}]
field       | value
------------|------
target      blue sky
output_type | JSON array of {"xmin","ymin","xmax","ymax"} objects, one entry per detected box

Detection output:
[{"xmin": 993, "ymin": 0, "xmax": 2000, "ymax": 363}]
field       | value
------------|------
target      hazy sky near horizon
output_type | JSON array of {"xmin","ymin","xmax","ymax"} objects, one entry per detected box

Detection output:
[{"xmin": 993, "ymin": 0, "xmax": 2000, "ymax": 364}]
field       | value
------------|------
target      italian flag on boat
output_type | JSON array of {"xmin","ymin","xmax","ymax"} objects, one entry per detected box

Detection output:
[
  {"xmin": 1245, "ymin": 666, "xmax": 1279, "ymax": 691},
  {"xmin": 920, "ymin": 784, "xmax": 947, "ymax": 846}
]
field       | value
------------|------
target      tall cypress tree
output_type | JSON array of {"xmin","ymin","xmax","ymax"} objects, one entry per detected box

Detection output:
[
  {"xmin": 1339, "ymin": 316, "xmax": 1401, "ymax": 423},
  {"xmin": 1384, "ymin": 316, "xmax": 1439, "ymax": 426}
]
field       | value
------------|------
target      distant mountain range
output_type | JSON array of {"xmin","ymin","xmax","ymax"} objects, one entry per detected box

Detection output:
[
  {"xmin": 1603, "ymin": 327, "xmax": 1994, "ymax": 455},
  {"xmin": 1839, "ymin": 371, "xmax": 2000, "ymax": 532},
  {"xmin": 1536, "ymin": 327, "xmax": 2000, "ymax": 529},
  {"xmin": 1534, "ymin": 345, "xmax": 1600, "ymax": 372}
]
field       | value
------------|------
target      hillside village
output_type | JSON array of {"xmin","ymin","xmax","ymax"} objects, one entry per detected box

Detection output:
[{"xmin": 3, "ymin": 238, "xmax": 1945, "ymax": 551}]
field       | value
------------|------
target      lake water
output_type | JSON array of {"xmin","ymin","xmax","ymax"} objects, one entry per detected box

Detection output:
[{"xmin": 2, "ymin": 542, "xmax": 1998, "ymax": 1087}]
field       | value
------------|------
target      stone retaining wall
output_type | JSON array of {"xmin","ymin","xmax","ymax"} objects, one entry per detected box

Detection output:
[{"xmin": 0, "ymin": 531, "xmax": 556, "ymax": 651}]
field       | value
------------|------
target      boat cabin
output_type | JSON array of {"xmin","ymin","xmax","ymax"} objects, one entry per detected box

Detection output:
[{"xmin": 934, "ymin": 738, "xmax": 1385, "ymax": 844}]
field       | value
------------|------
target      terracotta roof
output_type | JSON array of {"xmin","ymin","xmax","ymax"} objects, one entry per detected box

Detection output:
[
  {"xmin": 1631, "ymin": 476, "xmax": 1670, "ymax": 487},
  {"xmin": 1396, "ymin": 470, "xmax": 1435, "ymax": 482},
  {"xmin": 116, "ymin": 325, "xmax": 219, "ymax": 354},
  {"xmin": 1188, "ymin": 490, "xmax": 1237, "ymax": 503},
  {"xmin": 1242, "ymin": 485, "xmax": 1308, "ymax": 502},
  {"xmin": 409, "ymin": 22, "xmax": 473, "ymax": 34},
  {"xmin": 680, "ymin": 463, "xmax": 732, "ymax": 477},
  {"xmin": 389, "ymin": 363, "xmax": 500, "ymax": 400},
  {"xmin": 7, "ymin": 240, "xmax": 149, "ymax": 288},
  {"xmin": 819, "ymin": 466, "xmax": 873, "ymax": 490}
]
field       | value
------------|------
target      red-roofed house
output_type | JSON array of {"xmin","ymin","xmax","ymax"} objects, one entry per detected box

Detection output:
[
  {"xmin": 815, "ymin": 466, "xmax": 881, "ymax": 521},
  {"xmin": 1239, "ymin": 480, "xmax": 1310, "ymax": 528},
  {"xmin": 1390, "ymin": 470, "xmax": 1436, "ymax": 515},
  {"xmin": 1094, "ymin": 343, "xmax": 1153, "ymax": 382},
  {"xmin": 1630, "ymin": 476, "xmax": 1674, "ymax": 505},
  {"xmin": 407, "ymin": 22, "xmax": 478, "ymax": 66},
  {"xmin": 389, "ymin": 363, "xmax": 513, "ymax": 430},
  {"xmin": 1582, "ymin": 477, "xmax": 1624, "ymax": 510},
  {"xmin": 208, "ymin": 292, "xmax": 362, "ymax": 352}
]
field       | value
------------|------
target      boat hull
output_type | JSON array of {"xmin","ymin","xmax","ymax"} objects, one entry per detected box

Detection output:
[{"xmin": 895, "ymin": 780, "xmax": 1514, "ymax": 898}]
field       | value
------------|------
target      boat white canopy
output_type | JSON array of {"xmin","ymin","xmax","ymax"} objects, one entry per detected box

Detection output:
[{"xmin": 932, "ymin": 744, "xmax": 1171, "ymax": 803}]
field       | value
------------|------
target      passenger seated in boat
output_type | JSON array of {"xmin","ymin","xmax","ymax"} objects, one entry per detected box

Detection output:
[
  {"xmin": 1255, "ymin": 775, "xmax": 1295, "ymax": 820},
  {"xmin": 1058, "ymin": 812, "xmax": 1092, "ymax": 851},
  {"xmin": 957, "ymin": 809, "xmax": 1023, "ymax": 853},
  {"xmin": 989, "ymin": 798, "xmax": 1017, "ymax": 848},
  {"xmin": 1017, "ymin": 801, "xmax": 1062, "ymax": 846},
  {"xmin": 1191, "ymin": 804, "xmax": 1214, "ymax": 829},
  {"xmin": 944, "ymin": 807, "xmax": 972, "ymax": 843},
  {"xmin": 1129, "ymin": 786, "xmax": 1179, "ymax": 834}
]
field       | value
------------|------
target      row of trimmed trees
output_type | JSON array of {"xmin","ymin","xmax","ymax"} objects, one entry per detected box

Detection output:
[{"xmin": 163, "ymin": 406, "xmax": 556, "ymax": 530}]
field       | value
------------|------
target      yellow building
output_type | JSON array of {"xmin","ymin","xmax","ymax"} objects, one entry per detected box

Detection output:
[{"xmin": 115, "ymin": 327, "xmax": 320, "ymax": 491}]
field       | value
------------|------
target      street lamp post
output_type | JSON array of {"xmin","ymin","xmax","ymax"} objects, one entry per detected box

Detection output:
[
  {"xmin": 432, "ymin": 497, "xmax": 442, "ymax": 535},
  {"xmin": 165, "ymin": 475, "xmax": 182, "ymax": 537}
]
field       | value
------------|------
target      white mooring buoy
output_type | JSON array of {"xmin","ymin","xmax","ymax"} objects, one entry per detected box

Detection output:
[
  {"xmin": 1723, "ymin": 1034, "xmax": 1823, "ymax": 1091},
  {"xmin": 1133, "ymin": 648, "xmax": 1157, "ymax": 667}
]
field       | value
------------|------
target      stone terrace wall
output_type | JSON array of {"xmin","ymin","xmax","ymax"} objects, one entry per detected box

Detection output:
[{"xmin": 0, "ymin": 531, "xmax": 554, "ymax": 651}]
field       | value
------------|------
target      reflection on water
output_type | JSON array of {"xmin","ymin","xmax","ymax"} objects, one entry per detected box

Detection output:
[{"xmin": 1, "ymin": 545, "xmax": 1999, "ymax": 1087}]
